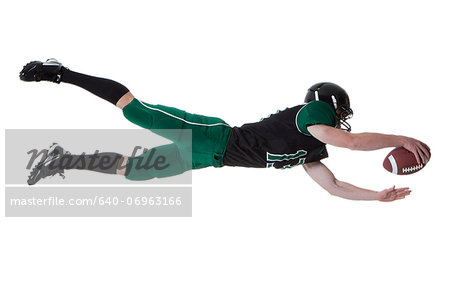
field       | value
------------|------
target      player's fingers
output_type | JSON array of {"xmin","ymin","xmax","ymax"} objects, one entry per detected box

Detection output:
[
  {"xmin": 420, "ymin": 142, "xmax": 431, "ymax": 161},
  {"xmin": 397, "ymin": 190, "xmax": 411, "ymax": 198},
  {"xmin": 410, "ymin": 148, "xmax": 421, "ymax": 165},
  {"xmin": 417, "ymin": 143, "xmax": 430, "ymax": 163},
  {"xmin": 421, "ymin": 141, "xmax": 431, "ymax": 153},
  {"xmin": 398, "ymin": 190, "xmax": 411, "ymax": 199},
  {"xmin": 397, "ymin": 187, "xmax": 411, "ymax": 192},
  {"xmin": 419, "ymin": 149, "xmax": 426, "ymax": 165},
  {"xmin": 395, "ymin": 186, "xmax": 409, "ymax": 191},
  {"xmin": 396, "ymin": 188, "xmax": 410, "ymax": 194}
]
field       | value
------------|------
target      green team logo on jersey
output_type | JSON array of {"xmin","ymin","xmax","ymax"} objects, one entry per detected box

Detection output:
[{"xmin": 266, "ymin": 149, "xmax": 307, "ymax": 169}]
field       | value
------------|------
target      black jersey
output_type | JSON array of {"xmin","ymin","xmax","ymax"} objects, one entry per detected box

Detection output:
[{"xmin": 223, "ymin": 102, "xmax": 336, "ymax": 169}]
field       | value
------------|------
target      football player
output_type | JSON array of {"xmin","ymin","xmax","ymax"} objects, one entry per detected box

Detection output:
[{"xmin": 20, "ymin": 59, "xmax": 430, "ymax": 202}]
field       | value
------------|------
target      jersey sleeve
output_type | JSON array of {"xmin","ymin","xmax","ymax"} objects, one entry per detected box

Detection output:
[{"xmin": 296, "ymin": 100, "xmax": 337, "ymax": 136}]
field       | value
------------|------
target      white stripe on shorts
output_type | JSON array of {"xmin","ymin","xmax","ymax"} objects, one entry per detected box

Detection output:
[{"xmin": 137, "ymin": 99, "xmax": 230, "ymax": 127}]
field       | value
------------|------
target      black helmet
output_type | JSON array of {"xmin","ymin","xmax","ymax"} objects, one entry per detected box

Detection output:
[{"xmin": 304, "ymin": 82, "xmax": 353, "ymax": 132}]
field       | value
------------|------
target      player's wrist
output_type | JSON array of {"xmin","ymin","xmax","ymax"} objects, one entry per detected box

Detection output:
[
  {"xmin": 375, "ymin": 191, "xmax": 384, "ymax": 201},
  {"xmin": 397, "ymin": 135, "xmax": 407, "ymax": 147}
]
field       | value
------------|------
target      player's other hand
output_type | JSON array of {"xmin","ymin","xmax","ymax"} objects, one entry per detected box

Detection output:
[
  {"xmin": 378, "ymin": 186, "xmax": 411, "ymax": 202},
  {"xmin": 400, "ymin": 136, "xmax": 430, "ymax": 165}
]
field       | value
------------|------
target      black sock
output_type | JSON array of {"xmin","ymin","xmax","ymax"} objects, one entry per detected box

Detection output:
[
  {"xmin": 60, "ymin": 152, "xmax": 124, "ymax": 174},
  {"xmin": 60, "ymin": 68, "xmax": 129, "ymax": 105}
]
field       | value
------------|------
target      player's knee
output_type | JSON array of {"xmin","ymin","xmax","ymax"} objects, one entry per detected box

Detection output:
[
  {"xmin": 122, "ymin": 100, "xmax": 154, "ymax": 129},
  {"xmin": 116, "ymin": 92, "xmax": 135, "ymax": 109}
]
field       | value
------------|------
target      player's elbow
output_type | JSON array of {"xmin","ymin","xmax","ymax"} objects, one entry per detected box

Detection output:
[
  {"xmin": 346, "ymin": 134, "xmax": 361, "ymax": 150},
  {"xmin": 327, "ymin": 187, "xmax": 341, "ymax": 197},
  {"xmin": 324, "ymin": 179, "xmax": 341, "ymax": 197}
]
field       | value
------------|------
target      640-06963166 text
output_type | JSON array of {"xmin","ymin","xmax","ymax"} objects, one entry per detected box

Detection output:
[
  {"xmin": 9, "ymin": 196, "xmax": 183, "ymax": 207},
  {"xmin": 5, "ymin": 187, "xmax": 191, "ymax": 217}
]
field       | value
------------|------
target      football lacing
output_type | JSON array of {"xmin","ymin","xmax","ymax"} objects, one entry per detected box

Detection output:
[{"xmin": 402, "ymin": 164, "xmax": 423, "ymax": 173}]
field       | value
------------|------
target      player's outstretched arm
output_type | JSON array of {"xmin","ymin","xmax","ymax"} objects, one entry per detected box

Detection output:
[
  {"xmin": 303, "ymin": 161, "xmax": 411, "ymax": 202},
  {"xmin": 307, "ymin": 125, "xmax": 430, "ymax": 164}
]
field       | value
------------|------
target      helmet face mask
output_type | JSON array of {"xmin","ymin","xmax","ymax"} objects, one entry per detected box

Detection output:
[
  {"xmin": 305, "ymin": 82, "xmax": 353, "ymax": 132},
  {"xmin": 337, "ymin": 105, "xmax": 353, "ymax": 132}
]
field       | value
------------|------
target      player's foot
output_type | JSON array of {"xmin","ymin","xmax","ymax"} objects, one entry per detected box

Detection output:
[
  {"xmin": 27, "ymin": 143, "xmax": 70, "ymax": 185},
  {"xmin": 19, "ymin": 58, "xmax": 64, "ymax": 83}
]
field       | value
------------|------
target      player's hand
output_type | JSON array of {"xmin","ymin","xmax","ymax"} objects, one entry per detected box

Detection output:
[
  {"xmin": 400, "ymin": 136, "xmax": 431, "ymax": 165},
  {"xmin": 378, "ymin": 186, "xmax": 411, "ymax": 202}
]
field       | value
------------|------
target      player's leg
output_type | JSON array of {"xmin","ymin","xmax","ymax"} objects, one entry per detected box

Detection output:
[
  {"xmin": 19, "ymin": 59, "xmax": 228, "ymax": 132},
  {"xmin": 27, "ymin": 143, "xmax": 124, "ymax": 185},
  {"xmin": 27, "ymin": 143, "xmax": 191, "ymax": 185},
  {"xmin": 20, "ymin": 59, "xmax": 232, "ymax": 169},
  {"xmin": 19, "ymin": 59, "xmax": 133, "ymax": 107},
  {"xmin": 122, "ymin": 143, "xmax": 191, "ymax": 180},
  {"xmin": 122, "ymin": 98, "xmax": 232, "ymax": 169}
]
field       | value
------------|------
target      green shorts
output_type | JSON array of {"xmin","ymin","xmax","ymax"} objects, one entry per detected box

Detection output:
[{"xmin": 122, "ymin": 98, "xmax": 232, "ymax": 180}]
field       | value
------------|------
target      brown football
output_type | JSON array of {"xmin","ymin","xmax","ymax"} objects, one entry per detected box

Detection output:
[{"xmin": 383, "ymin": 147, "xmax": 429, "ymax": 175}]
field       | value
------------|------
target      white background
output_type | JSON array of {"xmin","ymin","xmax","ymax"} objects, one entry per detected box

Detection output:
[{"xmin": 1, "ymin": 0, "xmax": 449, "ymax": 306}]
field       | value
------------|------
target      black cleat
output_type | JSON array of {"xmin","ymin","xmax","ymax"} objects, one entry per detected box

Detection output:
[
  {"xmin": 27, "ymin": 143, "xmax": 70, "ymax": 185},
  {"xmin": 20, "ymin": 58, "xmax": 64, "ymax": 83}
]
